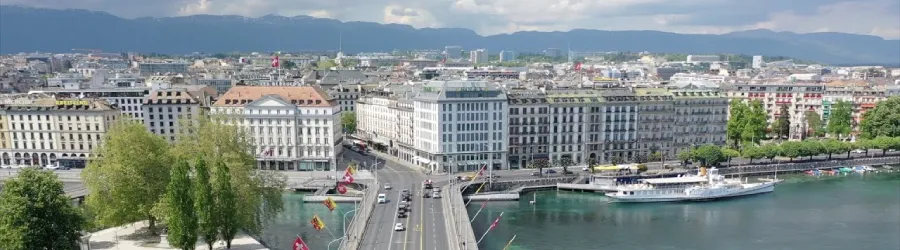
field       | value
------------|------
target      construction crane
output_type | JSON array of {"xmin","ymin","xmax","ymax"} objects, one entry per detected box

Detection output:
[{"xmin": 71, "ymin": 48, "xmax": 102, "ymax": 53}]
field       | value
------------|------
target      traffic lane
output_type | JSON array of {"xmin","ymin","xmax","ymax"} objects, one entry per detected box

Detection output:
[
  {"xmin": 341, "ymin": 150, "xmax": 386, "ymax": 171},
  {"xmin": 360, "ymin": 161, "xmax": 409, "ymax": 250},
  {"xmin": 422, "ymin": 192, "xmax": 447, "ymax": 250},
  {"xmin": 381, "ymin": 161, "xmax": 421, "ymax": 250}
]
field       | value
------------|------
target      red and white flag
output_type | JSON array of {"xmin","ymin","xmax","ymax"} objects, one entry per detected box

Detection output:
[
  {"xmin": 272, "ymin": 55, "xmax": 280, "ymax": 68},
  {"xmin": 336, "ymin": 182, "xmax": 348, "ymax": 194},
  {"xmin": 574, "ymin": 62, "xmax": 582, "ymax": 71},
  {"xmin": 489, "ymin": 213, "xmax": 503, "ymax": 231},
  {"xmin": 343, "ymin": 171, "xmax": 354, "ymax": 184},
  {"xmin": 292, "ymin": 235, "xmax": 310, "ymax": 250},
  {"xmin": 476, "ymin": 164, "xmax": 487, "ymax": 177}
]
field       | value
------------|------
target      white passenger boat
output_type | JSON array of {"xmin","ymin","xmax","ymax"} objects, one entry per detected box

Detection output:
[{"xmin": 606, "ymin": 167, "xmax": 779, "ymax": 203}]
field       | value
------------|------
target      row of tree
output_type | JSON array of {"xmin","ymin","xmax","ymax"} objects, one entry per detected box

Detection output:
[
  {"xmin": 678, "ymin": 136, "xmax": 900, "ymax": 167},
  {"xmin": 80, "ymin": 117, "xmax": 287, "ymax": 249}
]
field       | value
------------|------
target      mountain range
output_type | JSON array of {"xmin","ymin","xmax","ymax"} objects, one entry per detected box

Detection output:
[{"xmin": 1, "ymin": 5, "xmax": 898, "ymax": 65}]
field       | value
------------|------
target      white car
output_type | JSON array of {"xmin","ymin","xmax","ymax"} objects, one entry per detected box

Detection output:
[
  {"xmin": 384, "ymin": 183, "xmax": 392, "ymax": 190},
  {"xmin": 853, "ymin": 149, "xmax": 866, "ymax": 154},
  {"xmin": 0, "ymin": 165, "xmax": 10, "ymax": 169},
  {"xmin": 377, "ymin": 193, "xmax": 387, "ymax": 203},
  {"xmin": 582, "ymin": 166, "xmax": 591, "ymax": 171},
  {"xmin": 394, "ymin": 223, "xmax": 405, "ymax": 231}
]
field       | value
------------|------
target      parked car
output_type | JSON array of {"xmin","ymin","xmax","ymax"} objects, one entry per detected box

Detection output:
[
  {"xmin": 394, "ymin": 223, "xmax": 406, "ymax": 231},
  {"xmin": 544, "ymin": 169, "xmax": 557, "ymax": 174},
  {"xmin": 377, "ymin": 193, "xmax": 387, "ymax": 203}
]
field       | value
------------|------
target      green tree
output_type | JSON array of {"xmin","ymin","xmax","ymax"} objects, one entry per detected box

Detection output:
[
  {"xmin": 0, "ymin": 168, "xmax": 85, "ymax": 250},
  {"xmin": 721, "ymin": 147, "xmax": 741, "ymax": 167},
  {"xmin": 779, "ymin": 141, "xmax": 803, "ymax": 161},
  {"xmin": 214, "ymin": 162, "xmax": 239, "ymax": 248},
  {"xmin": 83, "ymin": 119, "xmax": 172, "ymax": 234},
  {"xmin": 761, "ymin": 143, "xmax": 781, "ymax": 161},
  {"xmin": 741, "ymin": 100, "xmax": 768, "ymax": 144},
  {"xmin": 741, "ymin": 144, "xmax": 766, "ymax": 164},
  {"xmin": 821, "ymin": 139, "xmax": 848, "ymax": 160},
  {"xmin": 282, "ymin": 60, "xmax": 297, "ymax": 69},
  {"xmin": 726, "ymin": 100, "xmax": 748, "ymax": 147},
  {"xmin": 316, "ymin": 60, "xmax": 337, "ymax": 70},
  {"xmin": 800, "ymin": 140, "xmax": 824, "ymax": 160},
  {"xmin": 827, "ymin": 100, "xmax": 853, "ymax": 138},
  {"xmin": 559, "ymin": 157, "xmax": 574, "ymax": 175},
  {"xmin": 773, "ymin": 105, "xmax": 791, "ymax": 139},
  {"xmin": 859, "ymin": 96, "xmax": 900, "ymax": 139},
  {"xmin": 677, "ymin": 149, "xmax": 694, "ymax": 165},
  {"xmin": 166, "ymin": 159, "xmax": 198, "ymax": 250},
  {"xmin": 528, "ymin": 158, "xmax": 550, "ymax": 176},
  {"xmin": 693, "ymin": 144, "xmax": 724, "ymax": 167},
  {"xmin": 341, "ymin": 111, "xmax": 357, "ymax": 134},
  {"xmin": 172, "ymin": 116, "xmax": 286, "ymax": 240},
  {"xmin": 804, "ymin": 111, "xmax": 824, "ymax": 138},
  {"xmin": 855, "ymin": 138, "xmax": 874, "ymax": 156},
  {"xmin": 872, "ymin": 136, "xmax": 899, "ymax": 156},
  {"xmin": 193, "ymin": 157, "xmax": 218, "ymax": 250}
]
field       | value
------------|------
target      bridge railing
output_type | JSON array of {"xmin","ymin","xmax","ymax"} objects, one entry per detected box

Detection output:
[
  {"xmin": 339, "ymin": 179, "xmax": 377, "ymax": 250},
  {"xmin": 717, "ymin": 156, "xmax": 900, "ymax": 175}
]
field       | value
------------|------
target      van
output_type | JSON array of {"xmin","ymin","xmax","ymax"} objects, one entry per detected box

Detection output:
[{"xmin": 377, "ymin": 193, "xmax": 387, "ymax": 203}]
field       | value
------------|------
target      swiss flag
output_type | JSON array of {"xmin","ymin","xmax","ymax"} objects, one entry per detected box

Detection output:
[
  {"xmin": 343, "ymin": 172, "xmax": 354, "ymax": 184},
  {"xmin": 574, "ymin": 62, "xmax": 582, "ymax": 71},
  {"xmin": 337, "ymin": 182, "xmax": 348, "ymax": 194},
  {"xmin": 292, "ymin": 236, "xmax": 310, "ymax": 250},
  {"xmin": 272, "ymin": 55, "xmax": 280, "ymax": 68},
  {"xmin": 489, "ymin": 214, "xmax": 503, "ymax": 231}
]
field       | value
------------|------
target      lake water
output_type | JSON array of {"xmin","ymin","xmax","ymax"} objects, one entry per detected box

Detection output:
[
  {"xmin": 259, "ymin": 193, "xmax": 353, "ymax": 250},
  {"xmin": 469, "ymin": 172, "xmax": 900, "ymax": 250}
]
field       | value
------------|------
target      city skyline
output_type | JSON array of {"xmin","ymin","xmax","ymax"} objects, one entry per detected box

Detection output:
[{"xmin": 2, "ymin": 0, "xmax": 899, "ymax": 39}]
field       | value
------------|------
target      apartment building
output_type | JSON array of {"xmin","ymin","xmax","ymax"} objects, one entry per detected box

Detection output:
[
  {"xmin": 634, "ymin": 88, "xmax": 675, "ymax": 160},
  {"xmin": 327, "ymin": 85, "xmax": 365, "ymax": 112},
  {"xmin": 0, "ymin": 95, "xmax": 119, "ymax": 168},
  {"xmin": 210, "ymin": 86, "xmax": 342, "ymax": 171},
  {"xmin": 671, "ymin": 89, "xmax": 729, "ymax": 154},
  {"xmin": 138, "ymin": 62, "xmax": 189, "ymax": 75},
  {"xmin": 507, "ymin": 91, "xmax": 550, "ymax": 169},
  {"xmin": 727, "ymin": 83, "xmax": 825, "ymax": 140},
  {"xmin": 823, "ymin": 82, "xmax": 888, "ymax": 130},
  {"xmin": 356, "ymin": 88, "xmax": 416, "ymax": 163},
  {"xmin": 31, "ymin": 73, "xmax": 149, "ymax": 121},
  {"xmin": 142, "ymin": 86, "xmax": 217, "ymax": 142}
]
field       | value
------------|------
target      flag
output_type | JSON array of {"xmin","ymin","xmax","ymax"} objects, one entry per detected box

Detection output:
[
  {"xmin": 272, "ymin": 55, "xmax": 280, "ymax": 68},
  {"xmin": 502, "ymin": 235, "xmax": 517, "ymax": 250},
  {"xmin": 574, "ymin": 62, "xmax": 582, "ymax": 70},
  {"xmin": 323, "ymin": 197, "xmax": 337, "ymax": 211},
  {"xmin": 474, "ymin": 182, "xmax": 486, "ymax": 194},
  {"xmin": 293, "ymin": 235, "xmax": 310, "ymax": 250},
  {"xmin": 343, "ymin": 171, "xmax": 355, "ymax": 184},
  {"xmin": 476, "ymin": 164, "xmax": 487, "ymax": 177},
  {"xmin": 336, "ymin": 182, "xmax": 348, "ymax": 194},
  {"xmin": 489, "ymin": 213, "xmax": 503, "ymax": 231},
  {"xmin": 346, "ymin": 165, "xmax": 357, "ymax": 175},
  {"xmin": 310, "ymin": 214, "xmax": 326, "ymax": 231}
]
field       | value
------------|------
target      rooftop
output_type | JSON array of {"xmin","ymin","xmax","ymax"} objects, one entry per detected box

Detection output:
[{"xmin": 214, "ymin": 86, "xmax": 334, "ymax": 107}]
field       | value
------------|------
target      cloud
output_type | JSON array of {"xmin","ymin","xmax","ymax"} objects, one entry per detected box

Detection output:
[{"xmin": 2, "ymin": 0, "xmax": 898, "ymax": 39}]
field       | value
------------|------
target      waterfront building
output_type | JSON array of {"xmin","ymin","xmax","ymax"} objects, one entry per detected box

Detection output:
[
  {"xmin": 726, "ymin": 83, "xmax": 825, "ymax": 140},
  {"xmin": 142, "ymin": 86, "xmax": 217, "ymax": 142},
  {"xmin": 356, "ymin": 87, "xmax": 417, "ymax": 164},
  {"xmin": 671, "ymin": 88, "xmax": 729, "ymax": 153},
  {"xmin": 507, "ymin": 91, "xmax": 551, "ymax": 169},
  {"xmin": 634, "ymin": 88, "xmax": 675, "ymax": 160},
  {"xmin": 499, "ymin": 50, "xmax": 517, "ymax": 62},
  {"xmin": 822, "ymin": 81, "xmax": 887, "ymax": 132},
  {"xmin": 0, "ymin": 94, "xmax": 119, "ymax": 168},
  {"xmin": 210, "ymin": 86, "xmax": 342, "ymax": 171}
]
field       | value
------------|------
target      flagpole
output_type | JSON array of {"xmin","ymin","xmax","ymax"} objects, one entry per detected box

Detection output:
[
  {"xmin": 464, "ymin": 182, "xmax": 486, "ymax": 207},
  {"xmin": 502, "ymin": 235, "xmax": 517, "ymax": 250},
  {"xmin": 469, "ymin": 197, "xmax": 490, "ymax": 222},
  {"xmin": 476, "ymin": 212, "xmax": 503, "ymax": 244}
]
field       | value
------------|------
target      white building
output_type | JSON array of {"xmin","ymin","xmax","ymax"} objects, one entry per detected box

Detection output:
[
  {"xmin": 752, "ymin": 55, "xmax": 764, "ymax": 69},
  {"xmin": 142, "ymin": 86, "xmax": 217, "ymax": 142},
  {"xmin": 138, "ymin": 62, "xmax": 189, "ymax": 75},
  {"xmin": 470, "ymin": 49, "xmax": 489, "ymax": 65},
  {"xmin": 210, "ymin": 86, "xmax": 342, "ymax": 171},
  {"xmin": 0, "ymin": 95, "xmax": 119, "ymax": 168},
  {"xmin": 687, "ymin": 55, "xmax": 720, "ymax": 63},
  {"xmin": 499, "ymin": 50, "xmax": 516, "ymax": 62}
]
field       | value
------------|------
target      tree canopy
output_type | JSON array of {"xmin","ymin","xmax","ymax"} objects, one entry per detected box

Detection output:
[
  {"xmin": 773, "ymin": 105, "xmax": 791, "ymax": 139},
  {"xmin": 859, "ymin": 96, "xmax": 900, "ymax": 139},
  {"xmin": 165, "ymin": 159, "xmax": 198, "ymax": 250},
  {"xmin": 827, "ymin": 100, "xmax": 853, "ymax": 138},
  {"xmin": 741, "ymin": 100, "xmax": 768, "ymax": 144},
  {"xmin": 726, "ymin": 100, "xmax": 748, "ymax": 147},
  {"xmin": 0, "ymin": 168, "xmax": 85, "ymax": 250},
  {"xmin": 82, "ymin": 119, "xmax": 172, "ymax": 233},
  {"xmin": 341, "ymin": 111, "xmax": 357, "ymax": 134}
]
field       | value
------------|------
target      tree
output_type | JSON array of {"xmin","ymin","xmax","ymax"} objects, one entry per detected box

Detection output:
[
  {"xmin": 83, "ymin": 119, "xmax": 172, "ymax": 234},
  {"xmin": 559, "ymin": 157, "xmax": 574, "ymax": 175},
  {"xmin": 855, "ymin": 138, "xmax": 874, "ymax": 156},
  {"xmin": 773, "ymin": 105, "xmax": 791, "ymax": 139},
  {"xmin": 821, "ymin": 139, "xmax": 848, "ymax": 160},
  {"xmin": 528, "ymin": 158, "xmax": 550, "ymax": 176},
  {"xmin": 760, "ymin": 143, "xmax": 781, "ymax": 161},
  {"xmin": 727, "ymin": 100, "xmax": 749, "ymax": 147},
  {"xmin": 721, "ymin": 147, "xmax": 741, "ymax": 167},
  {"xmin": 741, "ymin": 100, "xmax": 768, "ymax": 144},
  {"xmin": 214, "ymin": 161, "xmax": 239, "ymax": 248},
  {"xmin": 741, "ymin": 144, "xmax": 765, "ymax": 164},
  {"xmin": 0, "ymin": 168, "xmax": 85, "ymax": 250},
  {"xmin": 633, "ymin": 153, "xmax": 649, "ymax": 164},
  {"xmin": 859, "ymin": 96, "xmax": 900, "ymax": 139},
  {"xmin": 804, "ymin": 111, "xmax": 824, "ymax": 138},
  {"xmin": 872, "ymin": 136, "xmax": 899, "ymax": 156},
  {"xmin": 341, "ymin": 112, "xmax": 357, "ymax": 134},
  {"xmin": 194, "ymin": 157, "xmax": 218, "ymax": 250},
  {"xmin": 677, "ymin": 149, "xmax": 694, "ymax": 166},
  {"xmin": 166, "ymin": 159, "xmax": 198, "ymax": 250},
  {"xmin": 693, "ymin": 144, "xmax": 724, "ymax": 167},
  {"xmin": 282, "ymin": 60, "xmax": 297, "ymax": 69},
  {"xmin": 779, "ymin": 141, "xmax": 803, "ymax": 161},
  {"xmin": 610, "ymin": 156, "xmax": 624, "ymax": 165},
  {"xmin": 316, "ymin": 60, "xmax": 338, "ymax": 70},
  {"xmin": 800, "ymin": 140, "xmax": 824, "ymax": 160},
  {"xmin": 827, "ymin": 100, "xmax": 853, "ymax": 139},
  {"xmin": 172, "ymin": 116, "xmax": 286, "ymax": 238}
]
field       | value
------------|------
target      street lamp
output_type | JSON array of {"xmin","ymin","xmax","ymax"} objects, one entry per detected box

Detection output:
[{"xmin": 327, "ymin": 236, "xmax": 344, "ymax": 250}]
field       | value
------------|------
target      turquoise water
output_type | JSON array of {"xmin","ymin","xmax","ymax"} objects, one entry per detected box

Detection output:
[
  {"xmin": 259, "ymin": 193, "xmax": 353, "ymax": 250},
  {"xmin": 469, "ymin": 172, "xmax": 900, "ymax": 250}
]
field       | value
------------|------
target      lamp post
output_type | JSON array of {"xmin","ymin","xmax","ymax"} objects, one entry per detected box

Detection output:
[{"xmin": 327, "ymin": 236, "xmax": 344, "ymax": 250}]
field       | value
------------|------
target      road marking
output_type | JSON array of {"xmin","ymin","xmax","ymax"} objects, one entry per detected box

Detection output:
[
  {"xmin": 420, "ymin": 192, "xmax": 426, "ymax": 250},
  {"xmin": 387, "ymin": 191, "xmax": 402, "ymax": 250},
  {"xmin": 403, "ymin": 196, "xmax": 411, "ymax": 250}
]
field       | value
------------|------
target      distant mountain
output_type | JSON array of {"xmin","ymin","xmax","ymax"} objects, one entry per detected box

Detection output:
[{"xmin": 2, "ymin": 5, "xmax": 898, "ymax": 65}]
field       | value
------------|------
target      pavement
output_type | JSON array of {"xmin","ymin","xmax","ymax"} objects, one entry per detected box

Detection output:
[
  {"xmin": 345, "ymin": 149, "xmax": 448, "ymax": 250},
  {"xmin": 88, "ymin": 220, "xmax": 267, "ymax": 250}
]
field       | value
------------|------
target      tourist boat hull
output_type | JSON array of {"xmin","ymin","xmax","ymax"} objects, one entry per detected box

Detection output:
[{"xmin": 606, "ymin": 181, "xmax": 778, "ymax": 203}]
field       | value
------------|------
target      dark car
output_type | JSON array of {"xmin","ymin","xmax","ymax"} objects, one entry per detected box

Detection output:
[
  {"xmin": 544, "ymin": 169, "xmax": 557, "ymax": 174},
  {"xmin": 423, "ymin": 192, "xmax": 431, "ymax": 198},
  {"xmin": 531, "ymin": 171, "xmax": 541, "ymax": 176},
  {"xmin": 402, "ymin": 193, "xmax": 412, "ymax": 202},
  {"xmin": 398, "ymin": 211, "xmax": 407, "ymax": 218}
]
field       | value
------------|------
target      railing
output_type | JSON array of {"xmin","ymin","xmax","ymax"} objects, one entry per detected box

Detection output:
[
  {"xmin": 717, "ymin": 156, "xmax": 900, "ymax": 176},
  {"xmin": 445, "ymin": 183, "xmax": 479, "ymax": 250},
  {"xmin": 339, "ymin": 179, "xmax": 378, "ymax": 250}
]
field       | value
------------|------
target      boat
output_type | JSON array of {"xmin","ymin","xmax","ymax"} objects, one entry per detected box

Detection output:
[
  {"xmin": 852, "ymin": 166, "xmax": 876, "ymax": 173},
  {"xmin": 606, "ymin": 167, "xmax": 779, "ymax": 203}
]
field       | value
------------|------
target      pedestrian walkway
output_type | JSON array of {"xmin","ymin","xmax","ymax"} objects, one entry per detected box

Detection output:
[
  {"xmin": 88, "ymin": 221, "xmax": 267, "ymax": 250},
  {"xmin": 366, "ymin": 150, "xmax": 444, "ymax": 176}
]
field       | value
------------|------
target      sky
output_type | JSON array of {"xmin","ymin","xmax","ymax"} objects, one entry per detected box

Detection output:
[{"xmin": 3, "ymin": 0, "xmax": 899, "ymax": 39}]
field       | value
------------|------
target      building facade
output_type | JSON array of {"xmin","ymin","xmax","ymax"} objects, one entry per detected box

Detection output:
[
  {"xmin": 210, "ymin": 86, "xmax": 342, "ymax": 171},
  {"xmin": 727, "ymin": 83, "xmax": 825, "ymax": 140},
  {"xmin": 142, "ymin": 86, "xmax": 217, "ymax": 142}
]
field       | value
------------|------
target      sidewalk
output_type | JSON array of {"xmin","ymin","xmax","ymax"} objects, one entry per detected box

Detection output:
[
  {"xmin": 366, "ymin": 149, "xmax": 446, "ymax": 176},
  {"xmin": 89, "ymin": 221, "xmax": 267, "ymax": 250}
]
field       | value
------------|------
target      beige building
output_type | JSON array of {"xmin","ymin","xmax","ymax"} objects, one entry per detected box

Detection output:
[
  {"xmin": 142, "ymin": 86, "xmax": 217, "ymax": 142},
  {"xmin": 727, "ymin": 83, "xmax": 825, "ymax": 140},
  {"xmin": 672, "ymin": 89, "xmax": 729, "ymax": 154},
  {"xmin": 0, "ymin": 94, "xmax": 119, "ymax": 168}
]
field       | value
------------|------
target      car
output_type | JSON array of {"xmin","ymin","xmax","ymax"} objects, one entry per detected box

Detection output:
[
  {"xmin": 433, "ymin": 187, "xmax": 441, "ymax": 192},
  {"xmin": 853, "ymin": 149, "xmax": 865, "ymax": 154},
  {"xmin": 398, "ymin": 203, "xmax": 409, "ymax": 212},
  {"xmin": 402, "ymin": 194, "xmax": 412, "ymax": 202},
  {"xmin": 0, "ymin": 165, "xmax": 10, "ymax": 169},
  {"xmin": 423, "ymin": 192, "xmax": 431, "ymax": 198},
  {"xmin": 544, "ymin": 169, "xmax": 557, "ymax": 174},
  {"xmin": 377, "ymin": 193, "xmax": 387, "ymax": 203},
  {"xmin": 397, "ymin": 212, "xmax": 408, "ymax": 218},
  {"xmin": 394, "ymin": 223, "xmax": 405, "ymax": 231},
  {"xmin": 432, "ymin": 192, "xmax": 442, "ymax": 199},
  {"xmin": 530, "ymin": 171, "xmax": 541, "ymax": 176},
  {"xmin": 401, "ymin": 189, "xmax": 410, "ymax": 194},
  {"xmin": 459, "ymin": 175, "xmax": 472, "ymax": 181},
  {"xmin": 582, "ymin": 166, "xmax": 591, "ymax": 171},
  {"xmin": 384, "ymin": 183, "xmax": 392, "ymax": 190}
]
